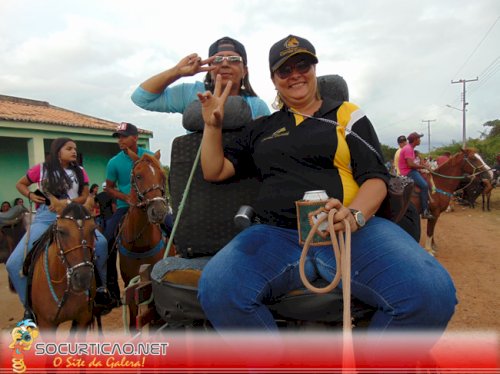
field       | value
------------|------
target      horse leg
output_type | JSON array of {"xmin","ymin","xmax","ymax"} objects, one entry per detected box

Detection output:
[{"xmin": 425, "ymin": 216, "xmax": 438, "ymax": 255}]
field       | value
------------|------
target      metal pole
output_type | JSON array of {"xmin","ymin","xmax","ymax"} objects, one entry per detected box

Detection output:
[
  {"xmin": 451, "ymin": 77, "xmax": 478, "ymax": 148},
  {"xmin": 422, "ymin": 119, "xmax": 435, "ymax": 155}
]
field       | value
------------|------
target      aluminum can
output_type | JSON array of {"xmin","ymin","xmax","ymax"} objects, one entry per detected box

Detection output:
[
  {"xmin": 303, "ymin": 190, "xmax": 329, "ymax": 201},
  {"xmin": 234, "ymin": 205, "xmax": 256, "ymax": 230},
  {"xmin": 302, "ymin": 190, "xmax": 329, "ymax": 231}
]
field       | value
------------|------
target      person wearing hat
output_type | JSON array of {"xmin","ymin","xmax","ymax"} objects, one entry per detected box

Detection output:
[
  {"xmin": 398, "ymin": 132, "xmax": 434, "ymax": 219},
  {"xmin": 393, "ymin": 135, "xmax": 407, "ymax": 175},
  {"xmin": 196, "ymin": 35, "xmax": 456, "ymax": 346},
  {"xmin": 131, "ymin": 36, "xmax": 270, "ymax": 119},
  {"xmin": 103, "ymin": 122, "xmax": 158, "ymax": 305}
]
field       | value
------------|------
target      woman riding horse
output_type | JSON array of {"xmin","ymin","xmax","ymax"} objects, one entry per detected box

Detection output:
[{"xmin": 6, "ymin": 137, "xmax": 110, "ymax": 321}]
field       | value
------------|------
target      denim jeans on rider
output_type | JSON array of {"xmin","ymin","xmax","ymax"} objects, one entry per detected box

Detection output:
[
  {"xmin": 198, "ymin": 218, "xmax": 457, "ymax": 332},
  {"xmin": 6, "ymin": 204, "xmax": 108, "ymax": 307},
  {"xmin": 408, "ymin": 169, "xmax": 430, "ymax": 212}
]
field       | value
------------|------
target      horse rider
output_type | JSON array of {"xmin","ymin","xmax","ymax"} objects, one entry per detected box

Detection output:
[
  {"xmin": 103, "ymin": 122, "xmax": 173, "ymax": 307},
  {"xmin": 398, "ymin": 132, "xmax": 434, "ymax": 220},
  {"xmin": 393, "ymin": 135, "xmax": 407, "ymax": 176}
]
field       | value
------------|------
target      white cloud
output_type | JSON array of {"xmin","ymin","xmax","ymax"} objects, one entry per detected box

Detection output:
[{"xmin": 1, "ymin": 0, "xmax": 499, "ymax": 163}]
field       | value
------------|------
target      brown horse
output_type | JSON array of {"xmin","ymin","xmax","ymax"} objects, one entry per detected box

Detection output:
[
  {"xmin": 118, "ymin": 150, "xmax": 168, "ymax": 333},
  {"xmin": 411, "ymin": 148, "xmax": 490, "ymax": 253},
  {"xmin": 28, "ymin": 197, "xmax": 96, "ymax": 334}
]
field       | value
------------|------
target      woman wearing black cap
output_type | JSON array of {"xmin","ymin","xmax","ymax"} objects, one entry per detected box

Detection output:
[
  {"xmin": 196, "ymin": 35, "xmax": 456, "ymax": 345},
  {"xmin": 131, "ymin": 37, "xmax": 270, "ymax": 119}
]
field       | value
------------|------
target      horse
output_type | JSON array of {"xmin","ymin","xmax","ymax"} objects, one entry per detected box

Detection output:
[
  {"xmin": 117, "ymin": 149, "xmax": 169, "ymax": 333},
  {"xmin": 479, "ymin": 174, "xmax": 495, "ymax": 212},
  {"xmin": 411, "ymin": 148, "xmax": 490, "ymax": 253},
  {"xmin": 26, "ymin": 197, "xmax": 97, "ymax": 334}
]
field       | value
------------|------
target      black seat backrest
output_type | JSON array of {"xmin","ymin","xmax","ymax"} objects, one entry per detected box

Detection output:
[
  {"xmin": 169, "ymin": 97, "xmax": 259, "ymax": 258},
  {"xmin": 169, "ymin": 75, "xmax": 348, "ymax": 258}
]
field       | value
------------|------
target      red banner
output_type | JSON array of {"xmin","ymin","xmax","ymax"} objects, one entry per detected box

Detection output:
[{"xmin": 1, "ymin": 329, "xmax": 498, "ymax": 373}]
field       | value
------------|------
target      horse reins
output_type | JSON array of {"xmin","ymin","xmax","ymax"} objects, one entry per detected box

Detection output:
[
  {"xmin": 44, "ymin": 214, "xmax": 95, "ymax": 320},
  {"xmin": 429, "ymin": 153, "xmax": 491, "ymax": 198}
]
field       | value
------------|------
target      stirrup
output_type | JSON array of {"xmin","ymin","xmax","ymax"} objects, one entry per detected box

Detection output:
[{"xmin": 23, "ymin": 308, "xmax": 36, "ymax": 323}]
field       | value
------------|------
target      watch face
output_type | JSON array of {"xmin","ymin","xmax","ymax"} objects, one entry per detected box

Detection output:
[
  {"xmin": 357, "ymin": 212, "xmax": 366, "ymax": 227},
  {"xmin": 351, "ymin": 209, "xmax": 365, "ymax": 227}
]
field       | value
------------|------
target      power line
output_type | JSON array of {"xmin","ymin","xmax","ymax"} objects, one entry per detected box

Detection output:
[
  {"xmin": 451, "ymin": 16, "xmax": 500, "ymax": 79},
  {"xmin": 438, "ymin": 16, "xmax": 500, "ymax": 104}
]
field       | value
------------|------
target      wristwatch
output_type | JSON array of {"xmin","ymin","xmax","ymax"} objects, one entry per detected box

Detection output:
[{"xmin": 349, "ymin": 209, "xmax": 366, "ymax": 229}]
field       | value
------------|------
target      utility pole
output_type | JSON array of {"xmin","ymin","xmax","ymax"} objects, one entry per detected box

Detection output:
[
  {"xmin": 451, "ymin": 77, "xmax": 478, "ymax": 148},
  {"xmin": 422, "ymin": 119, "xmax": 436, "ymax": 154}
]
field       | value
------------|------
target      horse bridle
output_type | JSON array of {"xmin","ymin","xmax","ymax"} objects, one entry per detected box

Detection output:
[
  {"xmin": 54, "ymin": 214, "xmax": 95, "ymax": 283},
  {"xmin": 130, "ymin": 159, "xmax": 167, "ymax": 209},
  {"xmin": 429, "ymin": 152, "xmax": 490, "ymax": 198},
  {"xmin": 48, "ymin": 213, "xmax": 95, "ymax": 318}
]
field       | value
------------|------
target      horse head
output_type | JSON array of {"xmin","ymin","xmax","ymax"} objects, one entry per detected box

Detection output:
[
  {"xmin": 459, "ymin": 148, "xmax": 492, "ymax": 178},
  {"xmin": 127, "ymin": 149, "xmax": 168, "ymax": 225},
  {"xmin": 49, "ymin": 196, "xmax": 96, "ymax": 293}
]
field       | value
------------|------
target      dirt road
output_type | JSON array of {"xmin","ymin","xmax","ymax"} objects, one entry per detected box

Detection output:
[{"xmin": 1, "ymin": 189, "xmax": 499, "ymax": 336}]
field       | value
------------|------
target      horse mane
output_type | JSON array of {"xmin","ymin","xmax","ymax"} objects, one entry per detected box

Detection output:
[
  {"xmin": 436, "ymin": 148, "xmax": 476, "ymax": 172},
  {"xmin": 23, "ymin": 203, "xmax": 91, "ymax": 277},
  {"xmin": 60, "ymin": 202, "xmax": 91, "ymax": 219}
]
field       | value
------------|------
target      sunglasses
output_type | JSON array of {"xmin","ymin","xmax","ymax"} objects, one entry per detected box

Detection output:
[
  {"xmin": 275, "ymin": 60, "xmax": 313, "ymax": 79},
  {"xmin": 212, "ymin": 55, "xmax": 243, "ymax": 65}
]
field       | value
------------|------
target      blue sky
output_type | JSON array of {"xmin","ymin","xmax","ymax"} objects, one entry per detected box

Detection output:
[{"xmin": 1, "ymin": 0, "xmax": 499, "ymax": 164}]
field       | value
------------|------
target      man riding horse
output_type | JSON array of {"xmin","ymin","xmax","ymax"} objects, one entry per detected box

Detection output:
[
  {"xmin": 398, "ymin": 132, "xmax": 434, "ymax": 220},
  {"xmin": 103, "ymin": 122, "xmax": 173, "ymax": 309}
]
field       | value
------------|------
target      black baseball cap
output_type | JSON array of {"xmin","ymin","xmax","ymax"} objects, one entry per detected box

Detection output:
[
  {"xmin": 112, "ymin": 122, "xmax": 138, "ymax": 137},
  {"xmin": 397, "ymin": 135, "xmax": 407, "ymax": 143},
  {"xmin": 209, "ymin": 37, "xmax": 247, "ymax": 65},
  {"xmin": 269, "ymin": 35, "xmax": 318, "ymax": 73}
]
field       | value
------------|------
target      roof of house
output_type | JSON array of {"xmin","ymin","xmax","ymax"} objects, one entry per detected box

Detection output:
[{"xmin": 0, "ymin": 94, "xmax": 152, "ymax": 135}]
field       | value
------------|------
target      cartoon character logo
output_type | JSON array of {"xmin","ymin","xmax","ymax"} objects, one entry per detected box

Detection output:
[{"xmin": 9, "ymin": 319, "xmax": 39, "ymax": 374}]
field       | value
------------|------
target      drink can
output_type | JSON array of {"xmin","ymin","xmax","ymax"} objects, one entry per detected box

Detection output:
[
  {"xmin": 234, "ymin": 205, "xmax": 256, "ymax": 230},
  {"xmin": 303, "ymin": 190, "xmax": 329, "ymax": 201}
]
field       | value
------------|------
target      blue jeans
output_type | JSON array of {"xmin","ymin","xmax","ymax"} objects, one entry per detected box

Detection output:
[
  {"xmin": 198, "ymin": 218, "xmax": 457, "ymax": 332},
  {"xmin": 6, "ymin": 205, "xmax": 108, "ymax": 307},
  {"xmin": 408, "ymin": 170, "xmax": 430, "ymax": 212}
]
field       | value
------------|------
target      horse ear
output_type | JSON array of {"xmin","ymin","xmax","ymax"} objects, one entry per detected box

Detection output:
[
  {"xmin": 47, "ymin": 194, "xmax": 66, "ymax": 215},
  {"xmin": 83, "ymin": 195, "xmax": 95, "ymax": 214},
  {"xmin": 154, "ymin": 150, "xmax": 161, "ymax": 160},
  {"xmin": 125, "ymin": 147, "xmax": 139, "ymax": 162}
]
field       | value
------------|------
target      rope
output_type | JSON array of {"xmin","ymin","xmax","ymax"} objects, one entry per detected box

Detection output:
[
  {"xmin": 298, "ymin": 208, "xmax": 354, "ymax": 369},
  {"xmin": 163, "ymin": 143, "xmax": 202, "ymax": 259}
]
